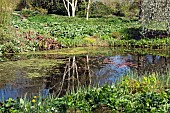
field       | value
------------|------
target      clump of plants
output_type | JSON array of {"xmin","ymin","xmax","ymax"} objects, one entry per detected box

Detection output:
[
  {"xmin": 0, "ymin": 74, "xmax": 170, "ymax": 112},
  {"xmin": 0, "ymin": 0, "xmax": 19, "ymax": 26},
  {"xmin": 112, "ymin": 31, "xmax": 122, "ymax": 39},
  {"xmin": 108, "ymin": 0, "xmax": 140, "ymax": 18},
  {"xmin": 89, "ymin": 1, "xmax": 113, "ymax": 18}
]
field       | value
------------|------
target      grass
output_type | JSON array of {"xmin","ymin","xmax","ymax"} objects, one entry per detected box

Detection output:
[
  {"xmin": 0, "ymin": 72, "xmax": 170, "ymax": 113},
  {"xmin": 0, "ymin": 0, "xmax": 19, "ymax": 26}
]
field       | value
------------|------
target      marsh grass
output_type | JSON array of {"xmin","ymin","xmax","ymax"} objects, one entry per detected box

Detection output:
[
  {"xmin": 0, "ymin": 0, "xmax": 19, "ymax": 26},
  {"xmin": 0, "ymin": 0, "xmax": 20, "ymax": 54}
]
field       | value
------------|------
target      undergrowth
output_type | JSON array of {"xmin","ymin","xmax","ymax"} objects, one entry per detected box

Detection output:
[{"xmin": 0, "ymin": 13, "xmax": 170, "ymax": 54}]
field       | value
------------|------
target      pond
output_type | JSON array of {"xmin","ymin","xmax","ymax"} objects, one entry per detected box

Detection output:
[{"xmin": 0, "ymin": 47, "xmax": 170, "ymax": 101}]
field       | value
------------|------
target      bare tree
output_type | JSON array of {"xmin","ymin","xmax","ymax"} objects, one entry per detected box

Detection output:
[
  {"xmin": 62, "ymin": 0, "xmax": 78, "ymax": 17},
  {"xmin": 86, "ymin": 0, "xmax": 91, "ymax": 20},
  {"xmin": 62, "ymin": 0, "xmax": 71, "ymax": 17},
  {"xmin": 71, "ymin": 0, "xmax": 78, "ymax": 17}
]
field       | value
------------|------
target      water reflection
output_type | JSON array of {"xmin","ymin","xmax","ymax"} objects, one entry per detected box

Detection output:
[
  {"xmin": 96, "ymin": 54, "xmax": 169, "ymax": 85},
  {"xmin": 0, "ymin": 53, "xmax": 169, "ymax": 100},
  {"xmin": 96, "ymin": 55, "xmax": 132, "ymax": 85},
  {"xmin": 0, "ymin": 77, "xmax": 46, "ymax": 101}
]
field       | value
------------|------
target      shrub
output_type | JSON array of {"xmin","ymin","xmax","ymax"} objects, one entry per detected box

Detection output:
[
  {"xmin": 20, "ymin": 0, "xmax": 68, "ymax": 16},
  {"xmin": 20, "ymin": 9, "xmax": 40, "ymax": 17},
  {"xmin": 33, "ymin": 7, "xmax": 48, "ymax": 15},
  {"xmin": 89, "ymin": 1, "xmax": 113, "ymax": 17},
  {"xmin": 1, "ymin": 42, "xmax": 20, "ymax": 53},
  {"xmin": 110, "ymin": 0, "xmax": 140, "ymax": 18}
]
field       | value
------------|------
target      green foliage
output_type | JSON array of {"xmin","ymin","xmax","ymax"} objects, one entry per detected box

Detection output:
[
  {"xmin": 17, "ymin": 0, "xmax": 141, "ymax": 18},
  {"xmin": 19, "ymin": 0, "xmax": 68, "ymax": 16},
  {"xmin": 0, "ymin": 98, "xmax": 20, "ymax": 113},
  {"xmin": 1, "ymin": 14, "xmax": 170, "ymax": 54},
  {"xmin": 20, "ymin": 8, "xmax": 47, "ymax": 17},
  {"xmin": 14, "ymin": 14, "xmax": 125, "ymax": 39},
  {"xmin": 76, "ymin": 2, "xmax": 87, "ymax": 17},
  {"xmin": 111, "ymin": 0, "xmax": 140, "ymax": 18},
  {"xmin": 48, "ymin": 2, "xmax": 67, "ymax": 15},
  {"xmin": 0, "ymin": 0, "xmax": 19, "ymax": 26},
  {"xmin": 1, "ymin": 42, "xmax": 20, "ymax": 53},
  {"xmin": 89, "ymin": 1, "xmax": 113, "ymax": 17},
  {"xmin": 0, "ymin": 74, "xmax": 170, "ymax": 112}
]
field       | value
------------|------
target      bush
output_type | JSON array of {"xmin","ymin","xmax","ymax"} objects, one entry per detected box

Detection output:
[
  {"xmin": 1, "ymin": 42, "xmax": 21, "ymax": 53},
  {"xmin": 107, "ymin": 0, "xmax": 140, "ymax": 18},
  {"xmin": 33, "ymin": 7, "xmax": 48, "ymax": 15},
  {"xmin": 19, "ymin": 9, "xmax": 40, "ymax": 17},
  {"xmin": 20, "ymin": 0, "xmax": 68, "ymax": 16},
  {"xmin": 89, "ymin": 1, "xmax": 113, "ymax": 17},
  {"xmin": 47, "ymin": 1, "xmax": 67, "ymax": 15},
  {"xmin": 77, "ymin": 2, "xmax": 87, "ymax": 17}
]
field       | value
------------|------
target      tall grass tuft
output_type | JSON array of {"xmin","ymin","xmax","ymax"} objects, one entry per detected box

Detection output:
[{"xmin": 0, "ymin": 0, "xmax": 19, "ymax": 26}]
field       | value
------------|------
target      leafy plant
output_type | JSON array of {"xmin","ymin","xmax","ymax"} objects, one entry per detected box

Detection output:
[{"xmin": 1, "ymin": 74, "xmax": 170, "ymax": 112}]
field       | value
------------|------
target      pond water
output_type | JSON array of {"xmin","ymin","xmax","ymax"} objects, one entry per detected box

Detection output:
[{"xmin": 0, "ymin": 47, "xmax": 170, "ymax": 100}]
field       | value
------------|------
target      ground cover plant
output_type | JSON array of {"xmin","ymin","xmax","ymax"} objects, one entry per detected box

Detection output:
[
  {"xmin": 0, "ymin": 73, "xmax": 170, "ymax": 113},
  {"xmin": 0, "ymin": 11, "xmax": 169, "ymax": 54}
]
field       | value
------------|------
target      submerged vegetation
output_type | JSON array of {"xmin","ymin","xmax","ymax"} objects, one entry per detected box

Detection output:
[{"xmin": 0, "ymin": 74, "xmax": 170, "ymax": 113}]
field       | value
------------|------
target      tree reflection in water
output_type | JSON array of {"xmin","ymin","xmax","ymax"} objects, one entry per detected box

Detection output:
[
  {"xmin": 45, "ymin": 54, "xmax": 169, "ymax": 96},
  {"xmin": 0, "ymin": 54, "xmax": 169, "ymax": 100}
]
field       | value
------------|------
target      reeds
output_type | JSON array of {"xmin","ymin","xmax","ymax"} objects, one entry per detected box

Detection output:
[{"xmin": 0, "ymin": 0, "xmax": 19, "ymax": 26}]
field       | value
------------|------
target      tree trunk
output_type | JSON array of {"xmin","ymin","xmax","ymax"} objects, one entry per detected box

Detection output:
[
  {"xmin": 72, "ymin": 7, "xmax": 76, "ymax": 17},
  {"xmin": 71, "ymin": 0, "xmax": 77, "ymax": 17},
  {"xmin": 67, "ymin": 0, "xmax": 70, "ymax": 17},
  {"xmin": 63, "ymin": 0, "xmax": 77, "ymax": 17},
  {"xmin": 86, "ymin": 0, "xmax": 91, "ymax": 20},
  {"xmin": 62, "ymin": 0, "xmax": 71, "ymax": 17}
]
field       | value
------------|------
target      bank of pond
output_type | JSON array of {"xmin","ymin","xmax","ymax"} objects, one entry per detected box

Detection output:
[{"xmin": 0, "ymin": 13, "xmax": 170, "ymax": 54}]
